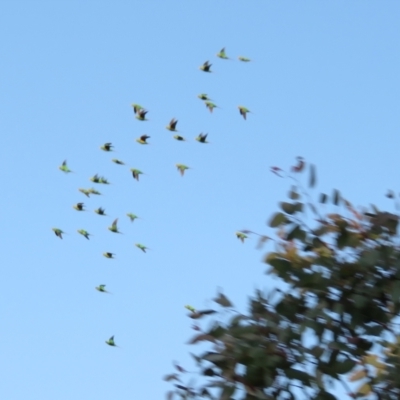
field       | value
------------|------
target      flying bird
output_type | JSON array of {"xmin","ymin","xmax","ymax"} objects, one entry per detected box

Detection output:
[
  {"xmin": 136, "ymin": 135, "xmax": 150, "ymax": 144},
  {"xmin": 52, "ymin": 228, "xmax": 64, "ymax": 239},
  {"xmin": 198, "ymin": 94, "xmax": 211, "ymax": 101},
  {"xmin": 59, "ymin": 160, "xmax": 72, "ymax": 173},
  {"xmin": 135, "ymin": 243, "xmax": 148, "ymax": 253},
  {"xmin": 94, "ymin": 207, "xmax": 106, "ymax": 216},
  {"xmin": 103, "ymin": 252, "xmax": 115, "ymax": 259},
  {"xmin": 105, "ymin": 336, "xmax": 117, "ymax": 347},
  {"xmin": 100, "ymin": 143, "xmax": 113, "ymax": 152},
  {"xmin": 73, "ymin": 202, "xmax": 85, "ymax": 211},
  {"xmin": 112, "ymin": 158, "xmax": 125, "ymax": 165},
  {"xmin": 205, "ymin": 101, "xmax": 218, "ymax": 113},
  {"xmin": 131, "ymin": 169, "xmax": 143, "ymax": 181},
  {"xmin": 108, "ymin": 218, "xmax": 121, "ymax": 233},
  {"xmin": 95, "ymin": 284, "xmax": 111, "ymax": 293},
  {"xmin": 185, "ymin": 305, "xmax": 196, "ymax": 313},
  {"xmin": 77, "ymin": 229, "xmax": 91, "ymax": 240},
  {"xmin": 131, "ymin": 103, "xmax": 144, "ymax": 115},
  {"xmin": 195, "ymin": 133, "xmax": 208, "ymax": 143},
  {"xmin": 79, "ymin": 188, "xmax": 91, "ymax": 198},
  {"xmin": 127, "ymin": 213, "xmax": 139, "ymax": 222},
  {"xmin": 135, "ymin": 109, "xmax": 148, "ymax": 121},
  {"xmin": 238, "ymin": 56, "xmax": 251, "ymax": 62},
  {"xmin": 166, "ymin": 118, "xmax": 178, "ymax": 131},
  {"xmin": 173, "ymin": 135, "xmax": 186, "ymax": 141},
  {"xmin": 88, "ymin": 188, "xmax": 101, "ymax": 195},
  {"xmin": 99, "ymin": 176, "xmax": 110, "ymax": 184},
  {"xmin": 216, "ymin": 47, "xmax": 229, "ymax": 59},
  {"xmin": 238, "ymin": 106, "xmax": 251, "ymax": 120},
  {"xmin": 199, "ymin": 61, "xmax": 212, "ymax": 73},
  {"xmin": 90, "ymin": 174, "xmax": 101, "ymax": 183},
  {"xmin": 236, "ymin": 232, "xmax": 248, "ymax": 243},
  {"xmin": 176, "ymin": 164, "xmax": 190, "ymax": 176}
]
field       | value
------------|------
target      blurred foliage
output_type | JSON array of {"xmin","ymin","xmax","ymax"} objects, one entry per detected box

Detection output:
[{"xmin": 165, "ymin": 159, "xmax": 400, "ymax": 400}]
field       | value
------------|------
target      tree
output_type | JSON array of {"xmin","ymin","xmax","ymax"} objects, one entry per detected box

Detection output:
[{"xmin": 165, "ymin": 158, "xmax": 400, "ymax": 400}]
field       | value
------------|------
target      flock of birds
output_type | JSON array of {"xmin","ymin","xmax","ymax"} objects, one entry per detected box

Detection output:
[{"xmin": 52, "ymin": 47, "xmax": 253, "ymax": 348}]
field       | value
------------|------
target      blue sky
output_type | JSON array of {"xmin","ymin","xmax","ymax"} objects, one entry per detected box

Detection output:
[{"xmin": 1, "ymin": 1, "xmax": 400, "ymax": 399}]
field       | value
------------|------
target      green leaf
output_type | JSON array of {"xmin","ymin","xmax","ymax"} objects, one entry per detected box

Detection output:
[
  {"xmin": 219, "ymin": 385, "xmax": 235, "ymax": 400},
  {"xmin": 213, "ymin": 293, "xmax": 233, "ymax": 308},
  {"xmin": 352, "ymin": 294, "xmax": 368, "ymax": 309},
  {"xmin": 280, "ymin": 202, "xmax": 296, "ymax": 214},
  {"xmin": 309, "ymin": 164, "xmax": 316, "ymax": 188},
  {"xmin": 287, "ymin": 225, "xmax": 306, "ymax": 241},
  {"xmin": 285, "ymin": 368, "xmax": 311, "ymax": 385},
  {"xmin": 332, "ymin": 359, "xmax": 356, "ymax": 374},
  {"xmin": 267, "ymin": 258, "xmax": 292, "ymax": 276},
  {"xmin": 289, "ymin": 189, "xmax": 300, "ymax": 200},
  {"xmin": 269, "ymin": 212, "xmax": 287, "ymax": 227}
]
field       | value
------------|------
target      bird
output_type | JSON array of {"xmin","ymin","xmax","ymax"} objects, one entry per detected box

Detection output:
[
  {"xmin": 90, "ymin": 174, "xmax": 101, "ymax": 183},
  {"xmin": 52, "ymin": 228, "xmax": 64, "ymax": 239},
  {"xmin": 135, "ymin": 109, "xmax": 148, "ymax": 121},
  {"xmin": 135, "ymin": 243, "xmax": 148, "ymax": 253},
  {"xmin": 103, "ymin": 252, "xmax": 115, "ymax": 259},
  {"xmin": 176, "ymin": 164, "xmax": 190, "ymax": 176},
  {"xmin": 236, "ymin": 232, "xmax": 248, "ymax": 243},
  {"xmin": 238, "ymin": 56, "xmax": 251, "ymax": 62},
  {"xmin": 108, "ymin": 218, "xmax": 121, "ymax": 233},
  {"xmin": 185, "ymin": 305, "xmax": 196, "ymax": 312},
  {"xmin": 166, "ymin": 118, "xmax": 178, "ymax": 131},
  {"xmin": 127, "ymin": 213, "xmax": 139, "ymax": 222},
  {"xmin": 216, "ymin": 47, "xmax": 229, "ymax": 59},
  {"xmin": 131, "ymin": 103, "xmax": 144, "ymax": 115},
  {"xmin": 79, "ymin": 188, "xmax": 91, "ymax": 197},
  {"xmin": 77, "ymin": 229, "xmax": 91, "ymax": 240},
  {"xmin": 238, "ymin": 106, "xmax": 251, "ymax": 120},
  {"xmin": 73, "ymin": 202, "xmax": 85, "ymax": 211},
  {"xmin": 131, "ymin": 169, "xmax": 143, "ymax": 181},
  {"xmin": 88, "ymin": 188, "xmax": 101, "ymax": 195},
  {"xmin": 95, "ymin": 284, "xmax": 111, "ymax": 293},
  {"xmin": 94, "ymin": 207, "xmax": 106, "ymax": 216},
  {"xmin": 205, "ymin": 101, "xmax": 218, "ymax": 113},
  {"xmin": 173, "ymin": 135, "xmax": 186, "ymax": 141},
  {"xmin": 199, "ymin": 61, "xmax": 212, "ymax": 72},
  {"xmin": 99, "ymin": 176, "xmax": 110, "ymax": 184},
  {"xmin": 105, "ymin": 336, "xmax": 117, "ymax": 347},
  {"xmin": 100, "ymin": 143, "xmax": 113, "ymax": 151},
  {"xmin": 112, "ymin": 158, "xmax": 125, "ymax": 165},
  {"xmin": 195, "ymin": 133, "xmax": 208, "ymax": 143},
  {"xmin": 136, "ymin": 135, "xmax": 150, "ymax": 144},
  {"xmin": 59, "ymin": 160, "xmax": 72, "ymax": 173},
  {"xmin": 198, "ymin": 93, "xmax": 211, "ymax": 101}
]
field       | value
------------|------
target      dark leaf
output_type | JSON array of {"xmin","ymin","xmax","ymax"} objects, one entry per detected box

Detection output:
[
  {"xmin": 332, "ymin": 359, "xmax": 356, "ymax": 374},
  {"xmin": 332, "ymin": 189, "xmax": 340, "ymax": 206},
  {"xmin": 268, "ymin": 212, "xmax": 287, "ymax": 227},
  {"xmin": 319, "ymin": 193, "xmax": 328, "ymax": 204},
  {"xmin": 188, "ymin": 334, "xmax": 216, "ymax": 344},
  {"xmin": 309, "ymin": 164, "xmax": 316, "ymax": 188},
  {"xmin": 214, "ymin": 293, "xmax": 233, "ymax": 308}
]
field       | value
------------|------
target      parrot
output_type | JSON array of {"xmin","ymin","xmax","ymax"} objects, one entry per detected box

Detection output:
[
  {"xmin": 135, "ymin": 109, "xmax": 148, "ymax": 121},
  {"xmin": 131, "ymin": 103, "xmax": 144, "ymax": 115},
  {"xmin": 73, "ymin": 202, "xmax": 85, "ymax": 211},
  {"xmin": 126, "ymin": 213, "xmax": 139, "ymax": 222},
  {"xmin": 185, "ymin": 305, "xmax": 196, "ymax": 313},
  {"xmin": 105, "ymin": 336, "xmax": 117, "ymax": 347},
  {"xmin": 108, "ymin": 218, "xmax": 121, "ymax": 233},
  {"xmin": 135, "ymin": 243, "xmax": 148, "ymax": 253},
  {"xmin": 238, "ymin": 56, "xmax": 251, "ymax": 62},
  {"xmin": 95, "ymin": 284, "xmax": 111, "ymax": 293},
  {"xmin": 52, "ymin": 228, "xmax": 64, "ymax": 239},
  {"xmin": 88, "ymin": 188, "xmax": 101, "ymax": 195},
  {"xmin": 100, "ymin": 143, "xmax": 113, "ymax": 151},
  {"xmin": 103, "ymin": 252, "xmax": 115, "ymax": 259},
  {"xmin": 77, "ymin": 229, "xmax": 91, "ymax": 240},
  {"xmin": 59, "ymin": 160, "xmax": 72, "ymax": 173},
  {"xmin": 195, "ymin": 133, "xmax": 208, "ymax": 143},
  {"xmin": 199, "ymin": 61, "xmax": 212, "ymax": 72},
  {"xmin": 198, "ymin": 94, "xmax": 211, "ymax": 101},
  {"xmin": 79, "ymin": 188, "xmax": 91, "ymax": 197},
  {"xmin": 236, "ymin": 232, "xmax": 248, "ymax": 243},
  {"xmin": 94, "ymin": 207, "xmax": 106, "ymax": 216},
  {"xmin": 216, "ymin": 47, "xmax": 229, "ymax": 59},
  {"xmin": 131, "ymin": 169, "xmax": 143, "ymax": 181},
  {"xmin": 176, "ymin": 164, "xmax": 190, "ymax": 176},
  {"xmin": 166, "ymin": 118, "xmax": 178, "ymax": 131},
  {"xmin": 238, "ymin": 106, "xmax": 251, "ymax": 120},
  {"xmin": 136, "ymin": 135, "xmax": 150, "ymax": 144},
  {"xmin": 173, "ymin": 135, "xmax": 186, "ymax": 141},
  {"xmin": 90, "ymin": 174, "xmax": 101, "ymax": 183},
  {"xmin": 112, "ymin": 158, "xmax": 125, "ymax": 165},
  {"xmin": 99, "ymin": 176, "xmax": 110, "ymax": 184},
  {"xmin": 205, "ymin": 101, "xmax": 219, "ymax": 113}
]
